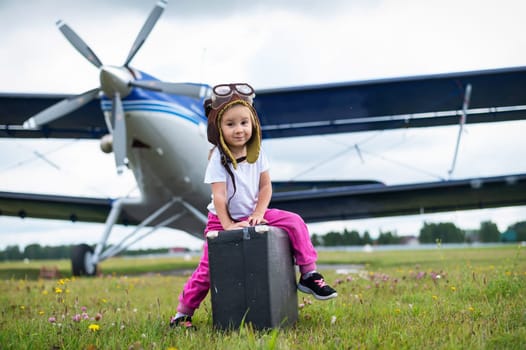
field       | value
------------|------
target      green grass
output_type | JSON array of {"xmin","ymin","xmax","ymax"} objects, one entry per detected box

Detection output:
[{"xmin": 1, "ymin": 245, "xmax": 525, "ymax": 349}]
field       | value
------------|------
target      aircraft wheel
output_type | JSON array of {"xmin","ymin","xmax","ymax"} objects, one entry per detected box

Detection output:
[{"xmin": 71, "ymin": 244, "xmax": 97, "ymax": 276}]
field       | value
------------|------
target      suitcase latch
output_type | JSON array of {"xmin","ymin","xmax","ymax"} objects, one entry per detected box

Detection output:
[{"xmin": 242, "ymin": 227, "xmax": 250, "ymax": 240}]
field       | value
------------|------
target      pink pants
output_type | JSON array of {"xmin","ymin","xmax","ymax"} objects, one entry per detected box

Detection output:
[{"xmin": 176, "ymin": 208, "xmax": 318, "ymax": 316}]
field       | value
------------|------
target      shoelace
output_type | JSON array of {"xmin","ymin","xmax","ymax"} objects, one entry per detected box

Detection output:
[{"xmin": 314, "ymin": 278, "xmax": 328, "ymax": 287}]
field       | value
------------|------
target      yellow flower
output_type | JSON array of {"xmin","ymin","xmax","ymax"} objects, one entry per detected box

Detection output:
[
  {"xmin": 54, "ymin": 287, "xmax": 63, "ymax": 294},
  {"xmin": 88, "ymin": 324, "xmax": 100, "ymax": 332},
  {"xmin": 432, "ymin": 295, "xmax": 438, "ymax": 300},
  {"xmin": 468, "ymin": 306, "xmax": 475, "ymax": 312},
  {"xmin": 450, "ymin": 286, "xmax": 456, "ymax": 292}
]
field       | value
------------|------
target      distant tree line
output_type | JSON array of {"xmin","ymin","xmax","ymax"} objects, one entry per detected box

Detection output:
[
  {"xmin": 0, "ymin": 244, "xmax": 169, "ymax": 262},
  {"xmin": 1, "ymin": 220, "xmax": 525, "ymax": 261},
  {"xmin": 311, "ymin": 220, "xmax": 526, "ymax": 247}
]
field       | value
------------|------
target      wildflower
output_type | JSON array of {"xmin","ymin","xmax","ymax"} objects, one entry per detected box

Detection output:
[
  {"xmin": 39, "ymin": 311, "xmax": 45, "ymax": 315},
  {"xmin": 54, "ymin": 287, "xmax": 63, "ymax": 294},
  {"xmin": 88, "ymin": 324, "xmax": 100, "ymax": 332},
  {"xmin": 48, "ymin": 316, "xmax": 57, "ymax": 323},
  {"xmin": 95, "ymin": 313, "xmax": 102, "ymax": 321},
  {"xmin": 72, "ymin": 314, "xmax": 82, "ymax": 322},
  {"xmin": 331, "ymin": 316, "xmax": 337, "ymax": 324},
  {"xmin": 432, "ymin": 295, "xmax": 438, "ymax": 301},
  {"xmin": 81, "ymin": 306, "xmax": 87, "ymax": 312},
  {"xmin": 468, "ymin": 306, "xmax": 475, "ymax": 312},
  {"xmin": 450, "ymin": 286, "xmax": 456, "ymax": 292},
  {"xmin": 395, "ymin": 308, "xmax": 401, "ymax": 314},
  {"xmin": 20, "ymin": 305, "xmax": 25, "ymax": 310}
]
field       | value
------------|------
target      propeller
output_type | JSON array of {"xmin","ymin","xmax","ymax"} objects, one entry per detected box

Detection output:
[
  {"xmin": 124, "ymin": 0, "xmax": 167, "ymax": 67},
  {"xmin": 23, "ymin": 88, "xmax": 100, "ymax": 129},
  {"xmin": 20, "ymin": 0, "xmax": 203, "ymax": 174},
  {"xmin": 56, "ymin": 20, "xmax": 103, "ymax": 68},
  {"xmin": 112, "ymin": 93, "xmax": 127, "ymax": 174},
  {"xmin": 129, "ymin": 80, "xmax": 209, "ymax": 97}
]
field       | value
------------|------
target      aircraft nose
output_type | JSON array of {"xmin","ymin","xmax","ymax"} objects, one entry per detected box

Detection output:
[{"xmin": 100, "ymin": 65, "xmax": 133, "ymax": 98}]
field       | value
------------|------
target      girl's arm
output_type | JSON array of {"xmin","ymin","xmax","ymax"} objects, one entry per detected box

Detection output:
[
  {"xmin": 249, "ymin": 170, "xmax": 272, "ymax": 226},
  {"xmin": 211, "ymin": 182, "xmax": 250, "ymax": 230}
]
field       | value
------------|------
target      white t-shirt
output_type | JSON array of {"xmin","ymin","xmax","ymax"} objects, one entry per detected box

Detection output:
[{"xmin": 204, "ymin": 147, "xmax": 269, "ymax": 219}]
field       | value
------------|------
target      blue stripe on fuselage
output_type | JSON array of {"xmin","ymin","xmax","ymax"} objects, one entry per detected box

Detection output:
[{"xmin": 100, "ymin": 83, "xmax": 209, "ymax": 125}]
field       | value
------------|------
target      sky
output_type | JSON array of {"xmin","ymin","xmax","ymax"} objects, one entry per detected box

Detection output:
[{"xmin": 0, "ymin": 0, "xmax": 525, "ymax": 250}]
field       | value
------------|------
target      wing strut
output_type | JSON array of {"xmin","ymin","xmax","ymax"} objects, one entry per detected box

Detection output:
[{"xmin": 448, "ymin": 84, "xmax": 472, "ymax": 178}]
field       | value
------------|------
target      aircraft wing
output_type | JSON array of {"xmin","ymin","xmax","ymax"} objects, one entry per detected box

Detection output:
[
  {"xmin": 255, "ymin": 66, "xmax": 526, "ymax": 138},
  {"xmin": 2, "ymin": 173, "xmax": 525, "ymax": 232},
  {"xmin": 271, "ymin": 173, "xmax": 526, "ymax": 222},
  {"xmin": 2, "ymin": 66, "xmax": 526, "ymax": 139},
  {"xmin": 0, "ymin": 93, "xmax": 105, "ymax": 139}
]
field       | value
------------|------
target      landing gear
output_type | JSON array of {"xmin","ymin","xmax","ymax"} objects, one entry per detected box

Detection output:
[{"xmin": 71, "ymin": 244, "xmax": 97, "ymax": 276}]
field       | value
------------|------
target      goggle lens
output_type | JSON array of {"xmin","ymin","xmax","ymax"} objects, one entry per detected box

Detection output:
[{"xmin": 213, "ymin": 83, "xmax": 254, "ymax": 97}]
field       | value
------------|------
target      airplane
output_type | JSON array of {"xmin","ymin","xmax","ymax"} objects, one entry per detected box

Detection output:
[{"xmin": 1, "ymin": 0, "xmax": 526, "ymax": 276}]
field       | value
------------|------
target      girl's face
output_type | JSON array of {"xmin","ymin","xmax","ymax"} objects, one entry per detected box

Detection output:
[{"xmin": 220, "ymin": 104, "xmax": 253, "ymax": 151}]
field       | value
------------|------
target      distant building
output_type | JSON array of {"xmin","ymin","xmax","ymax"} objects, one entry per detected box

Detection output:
[{"xmin": 399, "ymin": 235, "xmax": 419, "ymax": 245}]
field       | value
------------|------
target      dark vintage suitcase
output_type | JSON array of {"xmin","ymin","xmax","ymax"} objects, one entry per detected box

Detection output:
[{"xmin": 207, "ymin": 225, "xmax": 298, "ymax": 330}]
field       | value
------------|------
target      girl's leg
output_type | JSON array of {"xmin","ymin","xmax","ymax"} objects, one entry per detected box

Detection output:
[
  {"xmin": 263, "ymin": 208, "xmax": 317, "ymax": 274},
  {"xmin": 176, "ymin": 242, "xmax": 209, "ymax": 316},
  {"xmin": 176, "ymin": 213, "xmax": 224, "ymax": 315}
]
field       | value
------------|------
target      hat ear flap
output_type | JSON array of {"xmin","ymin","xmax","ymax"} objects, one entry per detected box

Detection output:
[{"xmin": 246, "ymin": 106, "xmax": 261, "ymax": 164}]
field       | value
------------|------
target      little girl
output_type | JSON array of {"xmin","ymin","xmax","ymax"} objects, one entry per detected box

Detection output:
[{"xmin": 170, "ymin": 83, "xmax": 337, "ymax": 329}]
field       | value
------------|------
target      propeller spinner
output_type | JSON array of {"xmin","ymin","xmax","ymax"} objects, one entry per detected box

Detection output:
[{"xmin": 21, "ymin": 0, "xmax": 201, "ymax": 174}]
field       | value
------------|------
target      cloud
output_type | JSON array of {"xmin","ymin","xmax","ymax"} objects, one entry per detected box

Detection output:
[{"xmin": 0, "ymin": 0, "xmax": 525, "ymax": 250}]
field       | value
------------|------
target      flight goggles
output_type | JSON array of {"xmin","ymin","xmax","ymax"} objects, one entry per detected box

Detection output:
[{"xmin": 210, "ymin": 83, "xmax": 255, "ymax": 109}]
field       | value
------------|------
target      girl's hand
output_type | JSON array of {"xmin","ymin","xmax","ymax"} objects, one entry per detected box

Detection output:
[
  {"xmin": 224, "ymin": 220, "xmax": 250, "ymax": 231},
  {"xmin": 248, "ymin": 213, "xmax": 267, "ymax": 226}
]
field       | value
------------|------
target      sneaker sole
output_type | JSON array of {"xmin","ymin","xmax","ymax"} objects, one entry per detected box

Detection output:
[{"xmin": 298, "ymin": 284, "xmax": 338, "ymax": 300}]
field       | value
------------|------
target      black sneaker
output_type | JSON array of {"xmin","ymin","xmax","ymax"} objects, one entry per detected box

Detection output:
[
  {"xmin": 169, "ymin": 315, "xmax": 195, "ymax": 329},
  {"xmin": 298, "ymin": 272, "xmax": 338, "ymax": 300}
]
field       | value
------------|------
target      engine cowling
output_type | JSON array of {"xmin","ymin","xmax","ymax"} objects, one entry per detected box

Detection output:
[{"xmin": 100, "ymin": 134, "xmax": 113, "ymax": 153}]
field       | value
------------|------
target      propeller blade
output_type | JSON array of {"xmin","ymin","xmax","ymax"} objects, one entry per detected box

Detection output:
[
  {"xmin": 56, "ymin": 20, "xmax": 103, "ymax": 68},
  {"xmin": 129, "ymin": 81, "xmax": 210, "ymax": 99},
  {"xmin": 112, "ymin": 93, "xmax": 128, "ymax": 174},
  {"xmin": 124, "ymin": 0, "xmax": 167, "ymax": 66},
  {"xmin": 23, "ymin": 88, "xmax": 100, "ymax": 129}
]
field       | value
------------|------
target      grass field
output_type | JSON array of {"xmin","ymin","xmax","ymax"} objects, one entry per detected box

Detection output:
[{"xmin": 1, "ymin": 244, "xmax": 525, "ymax": 349}]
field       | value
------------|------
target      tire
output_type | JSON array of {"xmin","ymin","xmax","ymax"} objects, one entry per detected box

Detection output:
[{"xmin": 71, "ymin": 244, "xmax": 97, "ymax": 276}]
